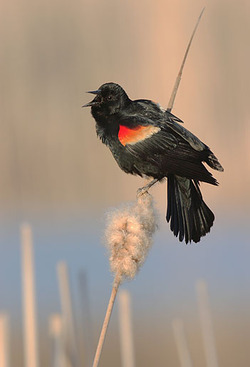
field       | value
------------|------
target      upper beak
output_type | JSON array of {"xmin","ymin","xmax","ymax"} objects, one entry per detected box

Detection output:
[
  {"xmin": 87, "ymin": 89, "xmax": 100, "ymax": 95},
  {"xmin": 82, "ymin": 89, "xmax": 100, "ymax": 108}
]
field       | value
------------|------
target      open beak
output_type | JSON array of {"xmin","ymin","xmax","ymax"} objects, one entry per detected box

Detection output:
[{"xmin": 82, "ymin": 89, "xmax": 101, "ymax": 107}]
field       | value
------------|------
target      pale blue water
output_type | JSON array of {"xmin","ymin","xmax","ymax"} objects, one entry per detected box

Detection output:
[{"xmin": 0, "ymin": 208, "xmax": 249, "ymax": 323}]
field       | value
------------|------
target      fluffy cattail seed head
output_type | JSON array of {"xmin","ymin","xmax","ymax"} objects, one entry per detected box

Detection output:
[{"xmin": 105, "ymin": 193, "xmax": 158, "ymax": 280}]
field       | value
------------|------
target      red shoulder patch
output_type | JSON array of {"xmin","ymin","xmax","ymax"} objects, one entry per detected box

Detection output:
[{"xmin": 118, "ymin": 125, "xmax": 160, "ymax": 146}]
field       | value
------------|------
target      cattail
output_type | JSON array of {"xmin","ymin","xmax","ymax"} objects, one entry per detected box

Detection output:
[
  {"xmin": 92, "ymin": 192, "xmax": 158, "ymax": 367},
  {"xmin": 92, "ymin": 10, "xmax": 204, "ymax": 364},
  {"xmin": 106, "ymin": 192, "xmax": 158, "ymax": 280}
]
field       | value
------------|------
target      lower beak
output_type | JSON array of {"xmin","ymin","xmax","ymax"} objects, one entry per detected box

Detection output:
[{"xmin": 82, "ymin": 100, "xmax": 98, "ymax": 108}]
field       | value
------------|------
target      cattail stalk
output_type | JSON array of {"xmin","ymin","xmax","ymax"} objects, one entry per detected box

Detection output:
[
  {"xmin": 21, "ymin": 223, "xmax": 39, "ymax": 367},
  {"xmin": 92, "ymin": 272, "xmax": 122, "ymax": 367},
  {"xmin": 196, "ymin": 279, "xmax": 218, "ymax": 367},
  {"xmin": 0, "ymin": 314, "xmax": 10, "ymax": 367},
  {"xmin": 172, "ymin": 318, "xmax": 193, "ymax": 367},
  {"xmin": 78, "ymin": 271, "xmax": 94, "ymax": 367},
  {"xmin": 167, "ymin": 7, "xmax": 205, "ymax": 112},
  {"xmin": 57, "ymin": 262, "xmax": 80, "ymax": 367},
  {"xmin": 49, "ymin": 314, "xmax": 67, "ymax": 367},
  {"xmin": 118, "ymin": 290, "xmax": 135, "ymax": 367}
]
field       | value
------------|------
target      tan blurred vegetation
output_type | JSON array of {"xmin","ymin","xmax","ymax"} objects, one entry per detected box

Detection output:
[{"xmin": 0, "ymin": 0, "xmax": 249, "ymax": 218}]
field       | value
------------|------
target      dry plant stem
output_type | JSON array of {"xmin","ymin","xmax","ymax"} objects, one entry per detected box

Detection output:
[
  {"xmin": 92, "ymin": 272, "xmax": 122, "ymax": 367},
  {"xmin": 172, "ymin": 318, "xmax": 193, "ymax": 367},
  {"xmin": 167, "ymin": 7, "xmax": 205, "ymax": 112},
  {"xmin": 196, "ymin": 280, "xmax": 218, "ymax": 367}
]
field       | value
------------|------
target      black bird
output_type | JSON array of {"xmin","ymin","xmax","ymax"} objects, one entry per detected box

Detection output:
[{"xmin": 83, "ymin": 82, "xmax": 223, "ymax": 243}]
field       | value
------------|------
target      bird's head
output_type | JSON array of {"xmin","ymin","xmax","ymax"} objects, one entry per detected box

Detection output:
[{"xmin": 83, "ymin": 82, "xmax": 130, "ymax": 118}]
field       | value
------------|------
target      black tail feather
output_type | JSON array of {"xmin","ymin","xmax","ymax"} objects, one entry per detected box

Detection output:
[{"xmin": 167, "ymin": 175, "xmax": 214, "ymax": 243}]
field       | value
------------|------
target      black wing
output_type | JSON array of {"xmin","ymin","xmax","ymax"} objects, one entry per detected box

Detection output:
[
  {"xmin": 117, "ymin": 111, "xmax": 217, "ymax": 184},
  {"xmin": 118, "ymin": 104, "xmax": 223, "ymax": 175},
  {"xmin": 162, "ymin": 112, "xmax": 206, "ymax": 151}
]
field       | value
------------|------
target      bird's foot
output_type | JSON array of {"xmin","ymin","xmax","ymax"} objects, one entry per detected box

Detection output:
[
  {"xmin": 136, "ymin": 187, "xmax": 148, "ymax": 197},
  {"xmin": 136, "ymin": 178, "xmax": 159, "ymax": 198}
]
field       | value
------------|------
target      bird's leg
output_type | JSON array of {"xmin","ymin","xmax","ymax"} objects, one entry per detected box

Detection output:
[{"xmin": 137, "ymin": 178, "xmax": 159, "ymax": 197}]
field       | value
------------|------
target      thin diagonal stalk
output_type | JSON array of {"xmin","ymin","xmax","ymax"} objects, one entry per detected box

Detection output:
[
  {"xmin": 167, "ymin": 7, "xmax": 205, "ymax": 112},
  {"xmin": 92, "ymin": 272, "xmax": 122, "ymax": 367}
]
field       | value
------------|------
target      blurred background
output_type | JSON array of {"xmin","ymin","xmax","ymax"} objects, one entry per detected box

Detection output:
[{"xmin": 0, "ymin": 0, "xmax": 250, "ymax": 365}]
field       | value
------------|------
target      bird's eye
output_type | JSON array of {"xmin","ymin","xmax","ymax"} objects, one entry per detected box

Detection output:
[{"xmin": 107, "ymin": 95, "xmax": 113, "ymax": 101}]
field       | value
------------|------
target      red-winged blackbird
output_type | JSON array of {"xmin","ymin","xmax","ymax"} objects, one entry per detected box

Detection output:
[{"xmin": 83, "ymin": 82, "xmax": 224, "ymax": 243}]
